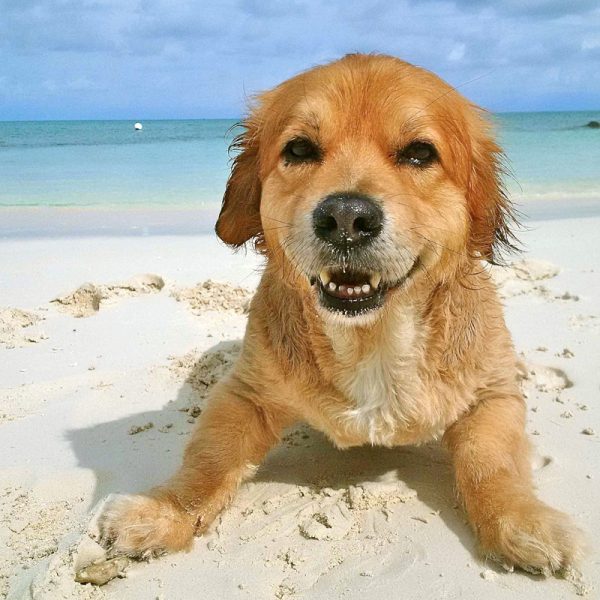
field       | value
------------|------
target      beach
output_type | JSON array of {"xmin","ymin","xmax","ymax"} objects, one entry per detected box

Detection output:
[
  {"xmin": 1, "ymin": 208, "xmax": 599, "ymax": 599},
  {"xmin": 2, "ymin": 0, "xmax": 599, "ymax": 593},
  {"xmin": 2, "ymin": 113, "xmax": 600, "ymax": 599}
]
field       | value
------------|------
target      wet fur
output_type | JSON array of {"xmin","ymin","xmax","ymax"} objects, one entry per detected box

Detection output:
[{"xmin": 101, "ymin": 54, "xmax": 582, "ymax": 574}]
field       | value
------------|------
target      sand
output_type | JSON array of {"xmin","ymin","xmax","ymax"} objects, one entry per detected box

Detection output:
[
  {"xmin": 0, "ymin": 216, "xmax": 599, "ymax": 599},
  {"xmin": 0, "ymin": 309, "xmax": 46, "ymax": 349},
  {"xmin": 170, "ymin": 280, "xmax": 253, "ymax": 314},
  {"xmin": 51, "ymin": 274, "xmax": 165, "ymax": 319}
]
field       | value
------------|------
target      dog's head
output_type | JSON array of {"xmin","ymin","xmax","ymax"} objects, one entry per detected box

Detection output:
[{"xmin": 216, "ymin": 54, "xmax": 516, "ymax": 324}]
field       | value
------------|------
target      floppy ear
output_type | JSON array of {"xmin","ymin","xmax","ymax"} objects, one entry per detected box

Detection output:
[
  {"xmin": 215, "ymin": 122, "xmax": 262, "ymax": 248},
  {"xmin": 466, "ymin": 118, "xmax": 519, "ymax": 265}
]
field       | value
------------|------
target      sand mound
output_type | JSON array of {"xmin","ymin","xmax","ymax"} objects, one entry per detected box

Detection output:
[
  {"xmin": 509, "ymin": 259, "xmax": 560, "ymax": 281},
  {"xmin": 51, "ymin": 274, "xmax": 165, "ymax": 318},
  {"xmin": 490, "ymin": 258, "xmax": 564, "ymax": 300},
  {"xmin": 287, "ymin": 479, "xmax": 418, "ymax": 543},
  {"xmin": 346, "ymin": 480, "xmax": 418, "ymax": 510},
  {"xmin": 0, "ymin": 307, "xmax": 46, "ymax": 348},
  {"xmin": 169, "ymin": 342, "xmax": 241, "ymax": 396},
  {"xmin": 490, "ymin": 258, "xmax": 581, "ymax": 302},
  {"xmin": 171, "ymin": 280, "xmax": 253, "ymax": 314},
  {"xmin": 530, "ymin": 366, "xmax": 573, "ymax": 392},
  {"xmin": 519, "ymin": 362, "xmax": 573, "ymax": 393},
  {"xmin": 51, "ymin": 283, "xmax": 103, "ymax": 318},
  {"xmin": 299, "ymin": 502, "xmax": 354, "ymax": 541},
  {"xmin": 169, "ymin": 342, "xmax": 241, "ymax": 417}
]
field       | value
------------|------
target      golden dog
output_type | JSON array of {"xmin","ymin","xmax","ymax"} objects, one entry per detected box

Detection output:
[{"xmin": 102, "ymin": 54, "xmax": 581, "ymax": 574}]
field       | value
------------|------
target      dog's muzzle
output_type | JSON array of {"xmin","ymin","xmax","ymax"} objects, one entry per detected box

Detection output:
[{"xmin": 309, "ymin": 193, "xmax": 418, "ymax": 318}]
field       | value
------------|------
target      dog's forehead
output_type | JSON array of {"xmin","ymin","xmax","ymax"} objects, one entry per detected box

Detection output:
[
  {"xmin": 275, "ymin": 66, "xmax": 455, "ymax": 141},
  {"xmin": 297, "ymin": 93, "xmax": 436, "ymax": 125}
]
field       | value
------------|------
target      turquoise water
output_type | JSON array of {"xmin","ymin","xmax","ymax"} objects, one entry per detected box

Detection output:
[
  {"xmin": 0, "ymin": 120, "xmax": 236, "ymax": 207},
  {"xmin": 493, "ymin": 111, "xmax": 600, "ymax": 199},
  {"xmin": 0, "ymin": 112, "xmax": 599, "ymax": 208}
]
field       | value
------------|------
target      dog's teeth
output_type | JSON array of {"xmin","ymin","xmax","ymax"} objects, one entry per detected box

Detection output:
[
  {"xmin": 369, "ymin": 273, "xmax": 382, "ymax": 289},
  {"xmin": 322, "ymin": 275, "xmax": 377, "ymax": 298}
]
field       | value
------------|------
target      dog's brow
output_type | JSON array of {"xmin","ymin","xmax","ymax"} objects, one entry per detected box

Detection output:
[{"xmin": 293, "ymin": 110, "xmax": 321, "ymax": 132}]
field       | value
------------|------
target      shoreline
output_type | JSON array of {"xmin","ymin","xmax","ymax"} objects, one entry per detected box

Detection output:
[
  {"xmin": 1, "ymin": 196, "xmax": 600, "ymax": 239},
  {"xmin": 0, "ymin": 205, "xmax": 221, "ymax": 238}
]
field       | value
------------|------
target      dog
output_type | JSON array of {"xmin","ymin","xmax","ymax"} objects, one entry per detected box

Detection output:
[{"xmin": 101, "ymin": 53, "xmax": 582, "ymax": 574}]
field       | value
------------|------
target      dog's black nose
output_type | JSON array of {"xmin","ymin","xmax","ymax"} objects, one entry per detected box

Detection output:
[{"xmin": 313, "ymin": 194, "xmax": 383, "ymax": 247}]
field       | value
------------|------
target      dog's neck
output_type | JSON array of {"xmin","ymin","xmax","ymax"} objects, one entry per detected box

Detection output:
[
  {"xmin": 315, "ymin": 296, "xmax": 423, "ymax": 445},
  {"xmin": 320, "ymin": 295, "xmax": 419, "ymax": 352}
]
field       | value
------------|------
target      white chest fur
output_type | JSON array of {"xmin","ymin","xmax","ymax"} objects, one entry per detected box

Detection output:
[{"xmin": 324, "ymin": 306, "xmax": 422, "ymax": 445}]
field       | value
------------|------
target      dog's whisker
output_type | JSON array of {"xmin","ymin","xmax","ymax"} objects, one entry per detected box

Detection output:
[
  {"xmin": 261, "ymin": 214, "xmax": 295, "ymax": 227},
  {"xmin": 410, "ymin": 230, "xmax": 471, "ymax": 260},
  {"xmin": 261, "ymin": 226, "xmax": 292, "ymax": 233}
]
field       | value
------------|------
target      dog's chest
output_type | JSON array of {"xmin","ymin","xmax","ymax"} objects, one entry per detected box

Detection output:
[{"xmin": 324, "ymin": 310, "xmax": 422, "ymax": 445}]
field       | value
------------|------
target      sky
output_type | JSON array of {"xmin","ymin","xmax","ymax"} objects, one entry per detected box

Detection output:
[{"xmin": 1, "ymin": 0, "xmax": 599, "ymax": 120}]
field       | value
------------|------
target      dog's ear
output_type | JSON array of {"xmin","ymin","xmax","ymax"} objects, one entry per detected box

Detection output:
[
  {"xmin": 466, "ymin": 115, "xmax": 519, "ymax": 264},
  {"xmin": 215, "ymin": 121, "xmax": 262, "ymax": 247}
]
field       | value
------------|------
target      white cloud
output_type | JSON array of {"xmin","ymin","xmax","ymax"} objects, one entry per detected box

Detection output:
[
  {"xmin": 582, "ymin": 38, "xmax": 600, "ymax": 51},
  {"xmin": 448, "ymin": 43, "xmax": 466, "ymax": 62},
  {"xmin": 66, "ymin": 77, "xmax": 104, "ymax": 91}
]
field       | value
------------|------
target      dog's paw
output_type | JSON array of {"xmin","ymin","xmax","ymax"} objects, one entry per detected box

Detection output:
[
  {"xmin": 99, "ymin": 493, "xmax": 196, "ymax": 558},
  {"xmin": 478, "ymin": 499, "xmax": 584, "ymax": 575}
]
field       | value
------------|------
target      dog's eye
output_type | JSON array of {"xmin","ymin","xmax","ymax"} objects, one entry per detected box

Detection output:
[
  {"xmin": 282, "ymin": 138, "xmax": 321, "ymax": 164},
  {"xmin": 396, "ymin": 141, "xmax": 438, "ymax": 167}
]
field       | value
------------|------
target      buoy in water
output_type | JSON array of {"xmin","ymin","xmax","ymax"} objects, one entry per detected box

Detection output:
[{"xmin": 134, "ymin": 122, "xmax": 143, "ymax": 131}]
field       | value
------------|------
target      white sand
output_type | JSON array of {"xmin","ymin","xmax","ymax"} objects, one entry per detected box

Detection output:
[{"xmin": 0, "ymin": 218, "xmax": 599, "ymax": 599}]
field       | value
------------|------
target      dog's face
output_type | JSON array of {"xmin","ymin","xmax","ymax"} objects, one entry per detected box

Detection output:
[{"xmin": 217, "ymin": 54, "xmax": 514, "ymax": 325}]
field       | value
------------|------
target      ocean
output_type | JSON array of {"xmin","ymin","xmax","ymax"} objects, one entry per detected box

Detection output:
[
  {"xmin": 0, "ymin": 112, "xmax": 599, "ymax": 234},
  {"xmin": 0, "ymin": 119, "xmax": 234, "ymax": 208}
]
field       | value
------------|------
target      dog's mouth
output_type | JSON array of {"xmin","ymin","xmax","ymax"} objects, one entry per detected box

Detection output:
[{"xmin": 310, "ymin": 260, "xmax": 419, "ymax": 317}]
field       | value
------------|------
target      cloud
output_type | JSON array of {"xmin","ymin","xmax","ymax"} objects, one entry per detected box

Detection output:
[
  {"xmin": 447, "ymin": 43, "xmax": 466, "ymax": 62},
  {"xmin": 443, "ymin": 0, "xmax": 600, "ymax": 19},
  {"xmin": 0, "ymin": 0, "xmax": 599, "ymax": 118}
]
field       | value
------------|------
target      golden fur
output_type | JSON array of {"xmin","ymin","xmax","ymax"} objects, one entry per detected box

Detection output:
[{"xmin": 101, "ymin": 54, "xmax": 582, "ymax": 574}]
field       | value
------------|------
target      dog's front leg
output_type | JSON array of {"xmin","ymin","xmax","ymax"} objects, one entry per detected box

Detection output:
[
  {"xmin": 444, "ymin": 394, "xmax": 582, "ymax": 574},
  {"xmin": 101, "ymin": 380, "xmax": 292, "ymax": 557}
]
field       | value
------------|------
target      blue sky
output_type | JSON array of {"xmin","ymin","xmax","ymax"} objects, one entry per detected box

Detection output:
[{"xmin": 1, "ymin": 0, "xmax": 599, "ymax": 120}]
